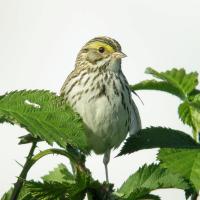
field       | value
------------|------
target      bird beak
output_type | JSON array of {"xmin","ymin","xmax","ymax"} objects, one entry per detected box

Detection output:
[{"xmin": 112, "ymin": 51, "xmax": 127, "ymax": 59}]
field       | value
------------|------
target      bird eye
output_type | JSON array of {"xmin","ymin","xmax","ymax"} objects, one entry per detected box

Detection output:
[{"xmin": 98, "ymin": 47, "xmax": 105, "ymax": 53}]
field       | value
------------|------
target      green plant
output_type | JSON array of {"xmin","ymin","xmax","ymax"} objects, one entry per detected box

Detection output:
[{"xmin": 1, "ymin": 68, "xmax": 200, "ymax": 200}]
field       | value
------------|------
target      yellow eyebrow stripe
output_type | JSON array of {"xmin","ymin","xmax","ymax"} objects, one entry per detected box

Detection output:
[{"xmin": 86, "ymin": 41, "xmax": 115, "ymax": 53}]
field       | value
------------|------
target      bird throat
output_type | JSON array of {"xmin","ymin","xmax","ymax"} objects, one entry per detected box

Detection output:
[
  {"xmin": 107, "ymin": 58, "xmax": 121, "ymax": 73},
  {"xmin": 95, "ymin": 57, "xmax": 121, "ymax": 73}
]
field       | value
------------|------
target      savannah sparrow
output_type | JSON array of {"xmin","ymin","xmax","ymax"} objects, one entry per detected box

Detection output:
[{"xmin": 60, "ymin": 36, "xmax": 141, "ymax": 181}]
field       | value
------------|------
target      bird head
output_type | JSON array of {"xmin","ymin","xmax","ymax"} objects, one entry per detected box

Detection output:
[{"xmin": 75, "ymin": 36, "xmax": 126, "ymax": 72}]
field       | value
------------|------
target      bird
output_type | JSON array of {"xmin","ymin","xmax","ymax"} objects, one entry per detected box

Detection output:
[{"xmin": 60, "ymin": 36, "xmax": 141, "ymax": 182}]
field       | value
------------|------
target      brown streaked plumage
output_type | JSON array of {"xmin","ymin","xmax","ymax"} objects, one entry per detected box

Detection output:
[{"xmin": 61, "ymin": 36, "xmax": 141, "ymax": 182}]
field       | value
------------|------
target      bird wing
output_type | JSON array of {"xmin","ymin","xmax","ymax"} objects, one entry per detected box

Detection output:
[{"xmin": 129, "ymin": 99, "xmax": 141, "ymax": 135}]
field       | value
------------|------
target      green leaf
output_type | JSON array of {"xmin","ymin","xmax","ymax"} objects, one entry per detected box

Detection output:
[
  {"xmin": 18, "ymin": 186, "xmax": 35, "ymax": 200},
  {"xmin": 118, "ymin": 127, "xmax": 200, "ymax": 156},
  {"xmin": 118, "ymin": 164, "xmax": 189, "ymax": 199},
  {"xmin": 178, "ymin": 102, "xmax": 193, "ymax": 127},
  {"xmin": 158, "ymin": 148, "xmax": 200, "ymax": 190},
  {"xmin": 88, "ymin": 181, "xmax": 117, "ymax": 200},
  {"xmin": 0, "ymin": 187, "xmax": 33, "ymax": 200},
  {"xmin": 146, "ymin": 68, "xmax": 198, "ymax": 96},
  {"xmin": 189, "ymin": 89, "xmax": 200, "ymax": 96},
  {"xmin": 184, "ymin": 187, "xmax": 197, "ymax": 200},
  {"xmin": 1, "ymin": 188, "xmax": 13, "ymax": 200},
  {"xmin": 23, "ymin": 181, "xmax": 68, "ymax": 200},
  {"xmin": 21, "ymin": 169, "xmax": 90, "ymax": 200},
  {"xmin": 69, "ymin": 171, "xmax": 90, "ymax": 200},
  {"xmin": 132, "ymin": 68, "xmax": 198, "ymax": 100},
  {"xmin": 178, "ymin": 95, "xmax": 200, "ymax": 140},
  {"xmin": 42, "ymin": 163, "xmax": 74, "ymax": 184},
  {"xmin": 124, "ymin": 188, "xmax": 160, "ymax": 200},
  {"xmin": 0, "ymin": 90, "xmax": 89, "ymax": 152},
  {"xmin": 138, "ymin": 194, "xmax": 161, "ymax": 200},
  {"xmin": 131, "ymin": 80, "xmax": 185, "ymax": 99}
]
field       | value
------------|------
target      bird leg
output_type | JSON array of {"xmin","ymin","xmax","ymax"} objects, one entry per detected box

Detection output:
[{"xmin": 103, "ymin": 150, "xmax": 111, "ymax": 182}]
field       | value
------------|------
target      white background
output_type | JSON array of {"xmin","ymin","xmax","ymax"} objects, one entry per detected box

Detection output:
[{"xmin": 0, "ymin": 0, "xmax": 200, "ymax": 199}]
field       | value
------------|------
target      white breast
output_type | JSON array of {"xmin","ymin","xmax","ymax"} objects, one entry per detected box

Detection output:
[{"xmin": 64, "ymin": 70, "xmax": 133, "ymax": 154}]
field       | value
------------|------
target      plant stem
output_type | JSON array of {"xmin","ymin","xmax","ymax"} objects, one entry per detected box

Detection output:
[
  {"xmin": 192, "ymin": 130, "xmax": 199, "ymax": 200},
  {"xmin": 30, "ymin": 148, "xmax": 87, "ymax": 172},
  {"xmin": 87, "ymin": 191, "xmax": 94, "ymax": 200},
  {"xmin": 10, "ymin": 147, "xmax": 87, "ymax": 200},
  {"xmin": 10, "ymin": 141, "xmax": 37, "ymax": 200},
  {"xmin": 191, "ymin": 192, "xmax": 199, "ymax": 200}
]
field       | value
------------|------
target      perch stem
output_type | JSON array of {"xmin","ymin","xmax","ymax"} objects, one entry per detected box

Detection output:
[{"xmin": 10, "ymin": 141, "xmax": 37, "ymax": 200}]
